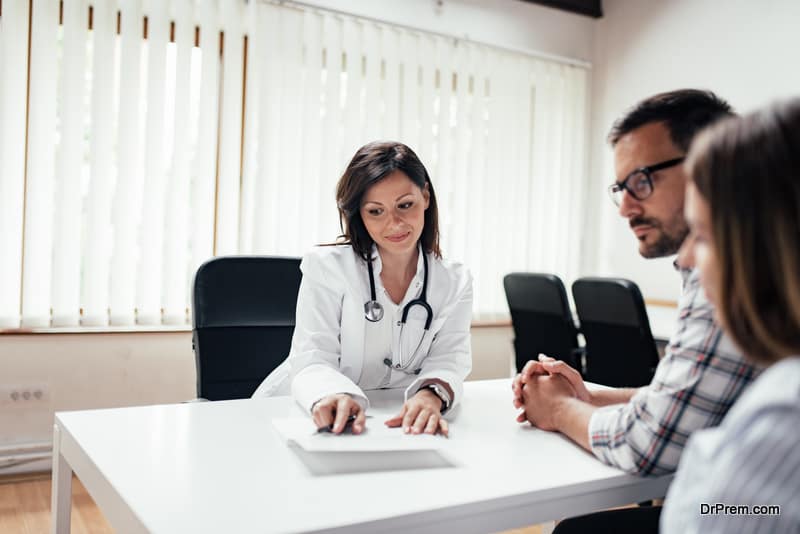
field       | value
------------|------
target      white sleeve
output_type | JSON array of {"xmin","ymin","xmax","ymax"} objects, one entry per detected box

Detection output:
[
  {"xmin": 288, "ymin": 251, "xmax": 369, "ymax": 413},
  {"xmin": 404, "ymin": 270, "xmax": 473, "ymax": 412}
]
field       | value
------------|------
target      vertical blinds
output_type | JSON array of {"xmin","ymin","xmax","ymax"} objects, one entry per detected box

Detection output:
[
  {"xmin": 0, "ymin": 0, "xmax": 30, "ymax": 328},
  {"xmin": 0, "ymin": 0, "xmax": 589, "ymax": 328}
]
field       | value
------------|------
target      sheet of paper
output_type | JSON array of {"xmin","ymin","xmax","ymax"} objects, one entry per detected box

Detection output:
[{"xmin": 271, "ymin": 417, "xmax": 448, "ymax": 452}]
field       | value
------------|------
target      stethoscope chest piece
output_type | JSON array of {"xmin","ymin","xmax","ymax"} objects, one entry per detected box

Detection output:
[{"xmin": 364, "ymin": 300, "xmax": 384, "ymax": 322}]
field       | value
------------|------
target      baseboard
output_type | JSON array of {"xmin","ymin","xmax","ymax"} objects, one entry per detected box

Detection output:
[
  {"xmin": 0, "ymin": 469, "xmax": 51, "ymax": 485},
  {"xmin": 0, "ymin": 441, "xmax": 52, "ymax": 477}
]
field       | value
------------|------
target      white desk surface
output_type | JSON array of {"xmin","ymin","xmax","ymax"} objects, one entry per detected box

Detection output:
[{"xmin": 52, "ymin": 379, "xmax": 672, "ymax": 534}]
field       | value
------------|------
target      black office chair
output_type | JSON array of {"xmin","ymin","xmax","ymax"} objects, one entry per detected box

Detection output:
[
  {"xmin": 503, "ymin": 273, "xmax": 581, "ymax": 373},
  {"xmin": 572, "ymin": 277, "xmax": 659, "ymax": 388},
  {"xmin": 192, "ymin": 256, "xmax": 302, "ymax": 401}
]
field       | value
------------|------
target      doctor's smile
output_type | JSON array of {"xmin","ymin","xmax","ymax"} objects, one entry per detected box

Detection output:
[{"xmin": 385, "ymin": 232, "xmax": 411, "ymax": 242}]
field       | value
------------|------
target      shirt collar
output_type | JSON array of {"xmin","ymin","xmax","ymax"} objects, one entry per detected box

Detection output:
[{"xmin": 672, "ymin": 258, "xmax": 695, "ymax": 285}]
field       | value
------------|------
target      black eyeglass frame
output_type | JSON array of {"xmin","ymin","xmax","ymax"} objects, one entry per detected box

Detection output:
[{"xmin": 608, "ymin": 157, "xmax": 685, "ymax": 206}]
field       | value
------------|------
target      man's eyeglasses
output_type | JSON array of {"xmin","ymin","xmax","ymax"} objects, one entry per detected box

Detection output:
[{"xmin": 608, "ymin": 157, "xmax": 685, "ymax": 206}]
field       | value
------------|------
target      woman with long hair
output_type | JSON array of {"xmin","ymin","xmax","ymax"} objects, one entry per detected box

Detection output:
[
  {"xmin": 254, "ymin": 141, "xmax": 472, "ymax": 437},
  {"xmin": 661, "ymin": 98, "xmax": 800, "ymax": 531}
]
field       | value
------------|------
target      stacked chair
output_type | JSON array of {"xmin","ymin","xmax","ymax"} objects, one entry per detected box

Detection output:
[
  {"xmin": 503, "ymin": 273, "xmax": 582, "ymax": 373},
  {"xmin": 504, "ymin": 273, "xmax": 659, "ymax": 387}
]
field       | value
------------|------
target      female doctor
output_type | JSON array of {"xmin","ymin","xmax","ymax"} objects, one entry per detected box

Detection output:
[{"xmin": 253, "ymin": 141, "xmax": 472, "ymax": 436}]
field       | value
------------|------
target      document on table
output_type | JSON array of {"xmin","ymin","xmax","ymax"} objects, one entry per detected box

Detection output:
[{"xmin": 271, "ymin": 417, "xmax": 447, "ymax": 452}]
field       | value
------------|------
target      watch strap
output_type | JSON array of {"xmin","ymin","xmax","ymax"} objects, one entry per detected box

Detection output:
[{"xmin": 421, "ymin": 383, "xmax": 451, "ymax": 414}]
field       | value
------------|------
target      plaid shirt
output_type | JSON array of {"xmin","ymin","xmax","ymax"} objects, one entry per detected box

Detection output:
[{"xmin": 588, "ymin": 266, "xmax": 759, "ymax": 476}]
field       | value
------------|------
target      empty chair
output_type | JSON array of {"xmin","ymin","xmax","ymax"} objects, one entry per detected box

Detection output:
[
  {"xmin": 192, "ymin": 256, "xmax": 302, "ymax": 400},
  {"xmin": 572, "ymin": 277, "xmax": 659, "ymax": 388},
  {"xmin": 504, "ymin": 273, "xmax": 581, "ymax": 373}
]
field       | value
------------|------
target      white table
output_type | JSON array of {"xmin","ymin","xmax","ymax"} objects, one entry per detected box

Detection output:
[{"xmin": 51, "ymin": 379, "xmax": 672, "ymax": 533}]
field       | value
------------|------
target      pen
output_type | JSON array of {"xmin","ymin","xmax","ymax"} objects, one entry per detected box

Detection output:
[{"xmin": 317, "ymin": 414, "xmax": 357, "ymax": 433}]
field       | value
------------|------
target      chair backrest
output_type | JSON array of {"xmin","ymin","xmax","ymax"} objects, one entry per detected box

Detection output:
[
  {"xmin": 503, "ymin": 273, "xmax": 580, "ymax": 373},
  {"xmin": 571, "ymin": 277, "xmax": 659, "ymax": 387},
  {"xmin": 192, "ymin": 256, "xmax": 302, "ymax": 400}
]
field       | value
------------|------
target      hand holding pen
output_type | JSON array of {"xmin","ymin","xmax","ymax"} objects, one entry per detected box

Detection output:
[
  {"xmin": 317, "ymin": 414, "xmax": 357, "ymax": 434},
  {"xmin": 311, "ymin": 393, "xmax": 366, "ymax": 434}
]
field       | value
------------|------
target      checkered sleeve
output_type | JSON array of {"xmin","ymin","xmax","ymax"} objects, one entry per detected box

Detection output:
[{"xmin": 587, "ymin": 270, "xmax": 758, "ymax": 476}]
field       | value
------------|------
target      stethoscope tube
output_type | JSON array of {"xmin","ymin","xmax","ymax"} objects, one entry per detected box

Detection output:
[
  {"xmin": 364, "ymin": 249, "xmax": 433, "ymax": 374},
  {"xmin": 364, "ymin": 256, "xmax": 385, "ymax": 322},
  {"xmin": 364, "ymin": 249, "xmax": 431, "ymax": 327},
  {"xmin": 400, "ymin": 252, "xmax": 432, "ymax": 329}
]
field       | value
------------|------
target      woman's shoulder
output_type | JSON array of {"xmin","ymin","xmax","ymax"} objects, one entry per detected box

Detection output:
[
  {"xmin": 710, "ymin": 357, "xmax": 800, "ymax": 458},
  {"xmin": 729, "ymin": 356, "xmax": 800, "ymax": 417},
  {"xmin": 428, "ymin": 253, "xmax": 472, "ymax": 293},
  {"xmin": 699, "ymin": 359, "xmax": 800, "ymax": 517},
  {"xmin": 429, "ymin": 252, "xmax": 468, "ymax": 273},
  {"xmin": 301, "ymin": 244, "xmax": 359, "ymax": 280},
  {"xmin": 303, "ymin": 243, "xmax": 356, "ymax": 262}
]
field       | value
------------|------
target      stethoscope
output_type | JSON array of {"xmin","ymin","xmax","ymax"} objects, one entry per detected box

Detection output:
[{"xmin": 364, "ymin": 250, "xmax": 433, "ymax": 374}]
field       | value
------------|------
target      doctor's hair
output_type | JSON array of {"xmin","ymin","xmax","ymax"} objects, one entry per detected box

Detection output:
[
  {"xmin": 687, "ymin": 97, "xmax": 800, "ymax": 364},
  {"xmin": 608, "ymin": 89, "xmax": 734, "ymax": 151},
  {"xmin": 335, "ymin": 141, "xmax": 441, "ymax": 261}
]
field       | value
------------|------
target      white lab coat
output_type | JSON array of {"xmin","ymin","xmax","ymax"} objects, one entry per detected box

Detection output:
[{"xmin": 252, "ymin": 244, "xmax": 473, "ymax": 414}]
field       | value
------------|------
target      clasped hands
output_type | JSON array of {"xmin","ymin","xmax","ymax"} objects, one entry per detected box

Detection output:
[
  {"xmin": 312, "ymin": 387, "xmax": 448, "ymax": 437},
  {"xmin": 511, "ymin": 354, "xmax": 591, "ymax": 430}
]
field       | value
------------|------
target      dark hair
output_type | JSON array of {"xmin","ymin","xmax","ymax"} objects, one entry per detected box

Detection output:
[
  {"xmin": 608, "ymin": 89, "xmax": 735, "ymax": 151},
  {"xmin": 687, "ymin": 98, "xmax": 800, "ymax": 363},
  {"xmin": 335, "ymin": 141, "xmax": 441, "ymax": 261}
]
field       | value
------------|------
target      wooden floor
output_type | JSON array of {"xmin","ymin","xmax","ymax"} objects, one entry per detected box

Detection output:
[
  {"xmin": 0, "ymin": 472, "xmax": 543, "ymax": 534},
  {"xmin": 0, "ymin": 473, "xmax": 112, "ymax": 534}
]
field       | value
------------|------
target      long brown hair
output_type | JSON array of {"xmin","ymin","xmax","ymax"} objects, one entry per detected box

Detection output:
[
  {"xmin": 335, "ymin": 141, "xmax": 441, "ymax": 261},
  {"xmin": 687, "ymin": 98, "xmax": 800, "ymax": 363}
]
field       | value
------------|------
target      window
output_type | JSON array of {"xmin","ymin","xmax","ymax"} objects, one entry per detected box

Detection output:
[{"xmin": 0, "ymin": 0, "xmax": 590, "ymax": 329}]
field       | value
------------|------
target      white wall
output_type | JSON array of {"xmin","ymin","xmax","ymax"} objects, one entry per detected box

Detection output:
[
  {"xmin": 0, "ymin": 0, "xmax": 560, "ymax": 473},
  {"xmin": 585, "ymin": 0, "xmax": 800, "ymax": 301},
  {"xmin": 0, "ymin": 332, "xmax": 195, "ymax": 474}
]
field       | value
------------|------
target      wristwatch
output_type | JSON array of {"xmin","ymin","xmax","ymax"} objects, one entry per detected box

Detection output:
[{"xmin": 420, "ymin": 383, "xmax": 451, "ymax": 414}]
